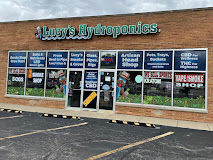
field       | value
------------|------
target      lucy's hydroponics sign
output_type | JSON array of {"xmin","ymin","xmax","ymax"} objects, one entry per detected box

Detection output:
[{"xmin": 35, "ymin": 22, "xmax": 159, "ymax": 40}]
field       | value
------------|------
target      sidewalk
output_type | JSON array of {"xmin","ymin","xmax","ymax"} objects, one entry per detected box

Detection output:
[{"xmin": 0, "ymin": 102, "xmax": 212, "ymax": 131}]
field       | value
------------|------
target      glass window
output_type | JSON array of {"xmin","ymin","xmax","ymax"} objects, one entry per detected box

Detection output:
[
  {"xmin": 45, "ymin": 69, "xmax": 67, "ymax": 98},
  {"xmin": 26, "ymin": 69, "xmax": 45, "ymax": 96},
  {"xmin": 7, "ymin": 69, "xmax": 25, "ymax": 95},
  {"xmin": 173, "ymin": 72, "xmax": 205, "ymax": 109},
  {"xmin": 116, "ymin": 71, "xmax": 142, "ymax": 103},
  {"xmin": 100, "ymin": 51, "xmax": 116, "ymax": 69},
  {"xmin": 143, "ymin": 71, "xmax": 172, "ymax": 106}
]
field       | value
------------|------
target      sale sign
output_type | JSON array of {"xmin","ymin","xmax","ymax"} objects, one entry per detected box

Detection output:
[{"xmin": 174, "ymin": 74, "xmax": 204, "ymax": 83}]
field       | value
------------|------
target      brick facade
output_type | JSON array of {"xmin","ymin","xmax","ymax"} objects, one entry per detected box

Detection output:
[{"xmin": 0, "ymin": 8, "xmax": 213, "ymax": 122}]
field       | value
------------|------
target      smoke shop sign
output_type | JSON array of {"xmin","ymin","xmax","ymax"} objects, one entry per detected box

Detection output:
[{"xmin": 35, "ymin": 22, "xmax": 159, "ymax": 40}]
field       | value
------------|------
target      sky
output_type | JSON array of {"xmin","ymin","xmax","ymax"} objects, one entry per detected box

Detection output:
[{"xmin": 0, "ymin": 0, "xmax": 213, "ymax": 22}]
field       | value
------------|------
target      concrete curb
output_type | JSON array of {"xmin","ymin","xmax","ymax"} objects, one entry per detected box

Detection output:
[
  {"xmin": 109, "ymin": 120, "xmax": 156, "ymax": 128},
  {"xmin": 0, "ymin": 108, "xmax": 22, "ymax": 114},
  {"xmin": 42, "ymin": 113, "xmax": 80, "ymax": 120}
]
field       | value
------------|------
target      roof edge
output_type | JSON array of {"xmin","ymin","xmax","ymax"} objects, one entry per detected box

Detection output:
[{"xmin": 1, "ymin": 7, "xmax": 213, "ymax": 24}]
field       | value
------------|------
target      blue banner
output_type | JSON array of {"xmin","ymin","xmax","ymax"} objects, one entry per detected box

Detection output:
[
  {"xmin": 27, "ymin": 52, "xmax": 46, "ymax": 67},
  {"xmin": 174, "ymin": 50, "xmax": 206, "ymax": 71},
  {"xmin": 47, "ymin": 52, "xmax": 68, "ymax": 68},
  {"xmin": 118, "ymin": 51, "xmax": 142, "ymax": 69},
  {"xmin": 85, "ymin": 52, "xmax": 99, "ymax": 68},
  {"xmin": 9, "ymin": 52, "xmax": 26, "ymax": 67},
  {"xmin": 84, "ymin": 70, "xmax": 98, "ymax": 90},
  {"xmin": 69, "ymin": 52, "xmax": 84, "ymax": 68},
  {"xmin": 145, "ymin": 51, "xmax": 173, "ymax": 70}
]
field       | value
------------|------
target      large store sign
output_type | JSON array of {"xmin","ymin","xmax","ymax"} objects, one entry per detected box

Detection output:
[
  {"xmin": 35, "ymin": 22, "xmax": 159, "ymax": 40},
  {"xmin": 174, "ymin": 50, "xmax": 206, "ymax": 71}
]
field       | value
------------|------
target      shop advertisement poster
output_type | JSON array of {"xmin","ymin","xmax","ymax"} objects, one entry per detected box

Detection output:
[
  {"xmin": 144, "ymin": 51, "xmax": 173, "ymax": 70},
  {"xmin": 174, "ymin": 50, "xmax": 206, "ymax": 71},
  {"xmin": 144, "ymin": 71, "xmax": 172, "ymax": 79},
  {"xmin": 27, "ymin": 52, "xmax": 46, "ymax": 67},
  {"xmin": 85, "ymin": 52, "xmax": 99, "ymax": 68},
  {"xmin": 174, "ymin": 73, "xmax": 204, "ymax": 88},
  {"xmin": 9, "ymin": 52, "xmax": 26, "ymax": 67},
  {"xmin": 84, "ymin": 70, "xmax": 98, "ymax": 90},
  {"xmin": 69, "ymin": 52, "xmax": 84, "ymax": 68},
  {"xmin": 47, "ymin": 52, "xmax": 68, "ymax": 68},
  {"xmin": 117, "ymin": 51, "xmax": 143, "ymax": 69}
]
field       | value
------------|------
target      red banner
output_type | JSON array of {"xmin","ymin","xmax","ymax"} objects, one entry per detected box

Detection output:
[{"xmin": 175, "ymin": 74, "xmax": 204, "ymax": 83}]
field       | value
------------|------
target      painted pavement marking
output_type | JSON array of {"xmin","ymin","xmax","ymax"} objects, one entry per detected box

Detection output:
[
  {"xmin": 85, "ymin": 131, "xmax": 174, "ymax": 160},
  {"xmin": 0, "ymin": 122, "xmax": 88, "ymax": 141},
  {"xmin": 0, "ymin": 115, "xmax": 23, "ymax": 120}
]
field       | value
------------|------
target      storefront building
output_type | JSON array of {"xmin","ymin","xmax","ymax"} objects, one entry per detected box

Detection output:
[{"xmin": 0, "ymin": 7, "xmax": 213, "ymax": 123}]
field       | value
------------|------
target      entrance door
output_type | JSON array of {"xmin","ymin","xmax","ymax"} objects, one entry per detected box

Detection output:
[
  {"xmin": 67, "ymin": 71, "xmax": 82, "ymax": 109},
  {"xmin": 99, "ymin": 70, "xmax": 115, "ymax": 110}
]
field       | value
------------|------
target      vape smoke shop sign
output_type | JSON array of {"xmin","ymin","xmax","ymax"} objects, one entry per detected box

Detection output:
[{"xmin": 35, "ymin": 22, "xmax": 160, "ymax": 40}]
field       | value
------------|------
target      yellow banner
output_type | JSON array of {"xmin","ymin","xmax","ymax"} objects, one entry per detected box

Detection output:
[{"xmin": 83, "ymin": 91, "xmax": 97, "ymax": 107}]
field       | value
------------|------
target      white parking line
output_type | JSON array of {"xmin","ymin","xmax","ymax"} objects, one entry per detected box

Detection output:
[{"xmin": 0, "ymin": 115, "xmax": 23, "ymax": 120}]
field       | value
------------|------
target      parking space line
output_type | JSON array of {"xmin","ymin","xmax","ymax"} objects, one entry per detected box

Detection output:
[
  {"xmin": 0, "ymin": 115, "xmax": 23, "ymax": 120},
  {"xmin": 85, "ymin": 131, "xmax": 174, "ymax": 160},
  {"xmin": 0, "ymin": 122, "xmax": 88, "ymax": 141}
]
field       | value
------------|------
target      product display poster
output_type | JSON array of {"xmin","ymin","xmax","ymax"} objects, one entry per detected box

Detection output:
[
  {"xmin": 85, "ymin": 52, "xmax": 99, "ymax": 68},
  {"xmin": 118, "ymin": 51, "xmax": 143, "ymax": 69},
  {"xmin": 9, "ymin": 52, "xmax": 26, "ymax": 67},
  {"xmin": 84, "ymin": 70, "xmax": 98, "ymax": 90},
  {"xmin": 69, "ymin": 52, "xmax": 84, "ymax": 68},
  {"xmin": 144, "ymin": 51, "xmax": 173, "ymax": 70},
  {"xmin": 47, "ymin": 52, "xmax": 68, "ymax": 68},
  {"xmin": 27, "ymin": 52, "xmax": 46, "ymax": 67},
  {"xmin": 174, "ymin": 50, "xmax": 206, "ymax": 71}
]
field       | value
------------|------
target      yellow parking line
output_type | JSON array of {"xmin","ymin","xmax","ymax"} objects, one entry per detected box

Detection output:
[
  {"xmin": 85, "ymin": 131, "xmax": 174, "ymax": 160},
  {"xmin": 0, "ymin": 115, "xmax": 23, "ymax": 120},
  {"xmin": 0, "ymin": 122, "xmax": 88, "ymax": 141}
]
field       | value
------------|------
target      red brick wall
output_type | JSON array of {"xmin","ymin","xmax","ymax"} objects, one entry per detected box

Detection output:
[{"xmin": 0, "ymin": 9, "xmax": 213, "ymax": 122}]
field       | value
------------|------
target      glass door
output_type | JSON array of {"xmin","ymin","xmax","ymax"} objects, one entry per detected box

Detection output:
[
  {"xmin": 99, "ymin": 70, "xmax": 115, "ymax": 110},
  {"xmin": 67, "ymin": 71, "xmax": 82, "ymax": 109}
]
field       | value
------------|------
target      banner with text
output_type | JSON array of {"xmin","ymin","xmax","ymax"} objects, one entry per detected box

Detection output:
[
  {"xmin": 9, "ymin": 52, "xmax": 26, "ymax": 67},
  {"xmin": 84, "ymin": 70, "xmax": 98, "ymax": 90},
  {"xmin": 174, "ymin": 50, "xmax": 206, "ymax": 71},
  {"xmin": 118, "ymin": 51, "xmax": 143, "ymax": 69},
  {"xmin": 85, "ymin": 52, "xmax": 99, "ymax": 68},
  {"xmin": 145, "ymin": 51, "xmax": 173, "ymax": 70},
  {"xmin": 27, "ymin": 52, "xmax": 46, "ymax": 67},
  {"xmin": 47, "ymin": 52, "xmax": 68, "ymax": 68},
  {"xmin": 69, "ymin": 52, "xmax": 84, "ymax": 68}
]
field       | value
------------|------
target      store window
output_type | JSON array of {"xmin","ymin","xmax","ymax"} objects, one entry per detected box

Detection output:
[
  {"xmin": 26, "ymin": 69, "xmax": 45, "ymax": 96},
  {"xmin": 173, "ymin": 73, "xmax": 205, "ymax": 109},
  {"xmin": 116, "ymin": 71, "xmax": 142, "ymax": 103},
  {"xmin": 7, "ymin": 69, "xmax": 25, "ymax": 95},
  {"xmin": 45, "ymin": 69, "xmax": 67, "ymax": 98},
  {"xmin": 100, "ymin": 51, "xmax": 116, "ymax": 69},
  {"xmin": 143, "ymin": 71, "xmax": 172, "ymax": 106}
]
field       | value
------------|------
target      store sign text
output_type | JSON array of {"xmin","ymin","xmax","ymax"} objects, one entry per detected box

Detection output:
[{"xmin": 36, "ymin": 22, "xmax": 159, "ymax": 40}]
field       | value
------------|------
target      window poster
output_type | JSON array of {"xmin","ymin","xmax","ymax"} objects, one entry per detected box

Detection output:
[
  {"xmin": 27, "ymin": 52, "xmax": 46, "ymax": 67},
  {"xmin": 47, "ymin": 52, "xmax": 68, "ymax": 68},
  {"xmin": 84, "ymin": 70, "xmax": 98, "ymax": 90},
  {"xmin": 69, "ymin": 52, "xmax": 84, "ymax": 68},
  {"xmin": 85, "ymin": 52, "xmax": 99, "ymax": 68},
  {"xmin": 174, "ymin": 50, "xmax": 206, "ymax": 71},
  {"xmin": 9, "ymin": 52, "xmax": 26, "ymax": 67},
  {"xmin": 144, "ymin": 51, "xmax": 173, "ymax": 70},
  {"xmin": 117, "ymin": 51, "xmax": 142, "ymax": 69}
]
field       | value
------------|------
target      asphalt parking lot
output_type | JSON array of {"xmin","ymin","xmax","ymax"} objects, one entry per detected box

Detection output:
[{"xmin": 0, "ymin": 110, "xmax": 213, "ymax": 160}]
